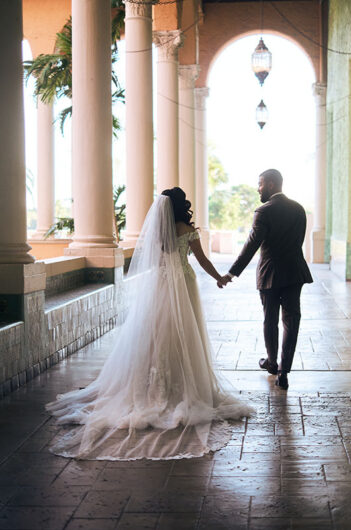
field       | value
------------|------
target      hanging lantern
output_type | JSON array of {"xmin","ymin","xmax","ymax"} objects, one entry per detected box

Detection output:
[
  {"xmin": 251, "ymin": 38, "xmax": 272, "ymax": 86},
  {"xmin": 256, "ymin": 99, "xmax": 268, "ymax": 129}
]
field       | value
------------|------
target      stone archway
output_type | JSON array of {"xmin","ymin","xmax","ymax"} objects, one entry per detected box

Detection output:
[
  {"xmin": 205, "ymin": 32, "xmax": 318, "ymax": 259},
  {"xmin": 196, "ymin": 0, "xmax": 326, "ymax": 263},
  {"xmin": 197, "ymin": 0, "xmax": 324, "ymax": 89}
]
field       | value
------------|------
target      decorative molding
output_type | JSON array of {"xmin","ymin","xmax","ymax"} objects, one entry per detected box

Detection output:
[
  {"xmin": 194, "ymin": 87, "xmax": 210, "ymax": 110},
  {"xmin": 124, "ymin": 0, "xmax": 152, "ymax": 19},
  {"xmin": 179, "ymin": 64, "xmax": 200, "ymax": 89},
  {"xmin": 0, "ymin": 243, "xmax": 34, "ymax": 264},
  {"xmin": 153, "ymin": 30, "xmax": 184, "ymax": 61}
]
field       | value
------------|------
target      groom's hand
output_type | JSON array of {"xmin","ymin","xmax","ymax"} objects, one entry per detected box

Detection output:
[
  {"xmin": 221, "ymin": 274, "xmax": 232, "ymax": 286},
  {"xmin": 217, "ymin": 275, "xmax": 232, "ymax": 289}
]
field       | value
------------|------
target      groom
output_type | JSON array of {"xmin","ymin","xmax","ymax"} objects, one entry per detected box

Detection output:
[{"xmin": 222, "ymin": 169, "xmax": 313, "ymax": 390}]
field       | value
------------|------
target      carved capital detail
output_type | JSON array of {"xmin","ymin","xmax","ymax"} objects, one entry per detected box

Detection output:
[
  {"xmin": 194, "ymin": 87, "xmax": 210, "ymax": 110},
  {"xmin": 312, "ymin": 82, "xmax": 327, "ymax": 98},
  {"xmin": 124, "ymin": 0, "xmax": 152, "ymax": 19},
  {"xmin": 153, "ymin": 30, "xmax": 184, "ymax": 61},
  {"xmin": 179, "ymin": 64, "xmax": 200, "ymax": 89}
]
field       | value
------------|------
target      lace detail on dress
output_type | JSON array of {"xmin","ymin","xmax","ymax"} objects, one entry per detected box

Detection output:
[
  {"xmin": 177, "ymin": 231, "xmax": 200, "ymax": 279},
  {"xmin": 188, "ymin": 231, "xmax": 200, "ymax": 242}
]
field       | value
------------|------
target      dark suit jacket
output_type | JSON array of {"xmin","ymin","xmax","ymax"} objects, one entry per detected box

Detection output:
[{"xmin": 229, "ymin": 193, "xmax": 313, "ymax": 290}]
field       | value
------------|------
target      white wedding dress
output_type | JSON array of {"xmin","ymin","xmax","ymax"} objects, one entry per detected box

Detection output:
[{"xmin": 47, "ymin": 196, "xmax": 253, "ymax": 460}]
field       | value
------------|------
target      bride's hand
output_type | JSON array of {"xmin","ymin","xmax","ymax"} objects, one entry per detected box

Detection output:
[{"xmin": 217, "ymin": 275, "xmax": 231, "ymax": 288}]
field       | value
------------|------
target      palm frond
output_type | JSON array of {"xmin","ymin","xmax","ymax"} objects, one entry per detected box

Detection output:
[
  {"xmin": 113, "ymin": 185, "xmax": 126, "ymax": 235},
  {"xmin": 112, "ymin": 8, "xmax": 125, "ymax": 43},
  {"xmin": 58, "ymin": 106, "xmax": 72, "ymax": 134},
  {"xmin": 24, "ymin": 53, "xmax": 72, "ymax": 104},
  {"xmin": 112, "ymin": 115, "xmax": 122, "ymax": 138},
  {"xmin": 44, "ymin": 217, "xmax": 74, "ymax": 239},
  {"xmin": 24, "ymin": 8, "xmax": 124, "ymax": 136},
  {"xmin": 55, "ymin": 18, "xmax": 72, "ymax": 56}
]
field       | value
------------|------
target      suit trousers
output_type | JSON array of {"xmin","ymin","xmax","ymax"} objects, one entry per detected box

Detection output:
[{"xmin": 259, "ymin": 283, "xmax": 303, "ymax": 373}]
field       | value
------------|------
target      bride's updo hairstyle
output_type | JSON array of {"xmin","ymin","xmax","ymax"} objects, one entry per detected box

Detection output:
[{"xmin": 161, "ymin": 187, "xmax": 195, "ymax": 227}]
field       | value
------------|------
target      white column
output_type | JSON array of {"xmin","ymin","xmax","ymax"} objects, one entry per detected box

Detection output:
[
  {"xmin": 153, "ymin": 30, "xmax": 183, "ymax": 193},
  {"xmin": 179, "ymin": 65, "xmax": 199, "ymax": 208},
  {"xmin": 69, "ymin": 0, "xmax": 116, "ymax": 249},
  {"xmin": 0, "ymin": 0, "xmax": 33, "ymax": 264},
  {"xmin": 32, "ymin": 101, "xmax": 55, "ymax": 239},
  {"xmin": 311, "ymin": 82, "xmax": 327, "ymax": 263},
  {"xmin": 195, "ymin": 87, "xmax": 210, "ymax": 257},
  {"xmin": 124, "ymin": 0, "xmax": 154, "ymax": 241}
]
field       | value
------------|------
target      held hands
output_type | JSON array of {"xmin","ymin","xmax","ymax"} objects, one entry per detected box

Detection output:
[{"xmin": 217, "ymin": 274, "xmax": 232, "ymax": 289}]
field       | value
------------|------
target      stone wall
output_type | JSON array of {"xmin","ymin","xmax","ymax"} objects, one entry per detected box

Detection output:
[
  {"xmin": 0, "ymin": 264, "xmax": 125, "ymax": 399},
  {"xmin": 327, "ymin": 0, "xmax": 351, "ymax": 279},
  {"xmin": 45, "ymin": 268, "xmax": 85, "ymax": 297},
  {"xmin": 0, "ymin": 322, "xmax": 25, "ymax": 394}
]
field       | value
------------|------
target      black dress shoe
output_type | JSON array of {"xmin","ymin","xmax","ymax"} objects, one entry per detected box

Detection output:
[
  {"xmin": 275, "ymin": 372, "xmax": 289, "ymax": 390},
  {"xmin": 259, "ymin": 358, "xmax": 278, "ymax": 375}
]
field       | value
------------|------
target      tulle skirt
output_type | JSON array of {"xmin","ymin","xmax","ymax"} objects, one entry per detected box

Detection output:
[{"xmin": 46, "ymin": 272, "xmax": 254, "ymax": 460}]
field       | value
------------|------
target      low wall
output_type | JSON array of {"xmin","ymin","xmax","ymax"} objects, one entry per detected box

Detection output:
[
  {"xmin": 0, "ymin": 253, "xmax": 127, "ymax": 399},
  {"xmin": 28, "ymin": 238, "xmax": 71, "ymax": 260},
  {"xmin": 211, "ymin": 218, "xmax": 313, "ymax": 262}
]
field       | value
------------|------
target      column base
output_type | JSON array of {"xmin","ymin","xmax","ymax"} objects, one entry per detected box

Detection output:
[
  {"xmin": 0, "ymin": 243, "xmax": 35, "ymax": 264},
  {"xmin": 69, "ymin": 235, "xmax": 117, "ymax": 248},
  {"xmin": 64, "ymin": 246, "xmax": 124, "ymax": 269},
  {"xmin": 311, "ymin": 229, "xmax": 326, "ymax": 263},
  {"xmin": 121, "ymin": 232, "xmax": 140, "ymax": 248}
]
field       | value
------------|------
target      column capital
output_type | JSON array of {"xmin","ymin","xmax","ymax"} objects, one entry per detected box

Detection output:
[
  {"xmin": 195, "ymin": 87, "xmax": 210, "ymax": 110},
  {"xmin": 153, "ymin": 30, "xmax": 183, "ymax": 61},
  {"xmin": 179, "ymin": 64, "xmax": 200, "ymax": 89},
  {"xmin": 124, "ymin": 0, "xmax": 152, "ymax": 19},
  {"xmin": 312, "ymin": 82, "xmax": 327, "ymax": 98}
]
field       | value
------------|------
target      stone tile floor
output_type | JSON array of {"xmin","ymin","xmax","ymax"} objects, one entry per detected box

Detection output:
[{"xmin": 1, "ymin": 258, "xmax": 351, "ymax": 529}]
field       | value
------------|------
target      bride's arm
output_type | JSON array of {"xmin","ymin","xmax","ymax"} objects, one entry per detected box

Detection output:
[{"xmin": 189, "ymin": 238, "xmax": 225, "ymax": 285}]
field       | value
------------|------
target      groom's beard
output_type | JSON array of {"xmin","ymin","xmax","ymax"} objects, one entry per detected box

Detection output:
[{"xmin": 259, "ymin": 192, "xmax": 270, "ymax": 203}]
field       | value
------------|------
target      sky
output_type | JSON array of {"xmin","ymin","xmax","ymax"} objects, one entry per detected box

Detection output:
[{"xmin": 23, "ymin": 32, "xmax": 316, "ymax": 214}]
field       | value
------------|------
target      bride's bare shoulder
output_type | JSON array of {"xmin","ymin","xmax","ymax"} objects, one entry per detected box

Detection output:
[{"xmin": 175, "ymin": 222, "xmax": 195, "ymax": 237}]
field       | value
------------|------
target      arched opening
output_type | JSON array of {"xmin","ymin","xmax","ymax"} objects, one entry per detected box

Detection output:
[
  {"xmin": 207, "ymin": 33, "xmax": 316, "ymax": 259},
  {"xmin": 22, "ymin": 39, "xmax": 37, "ymax": 232},
  {"xmin": 22, "ymin": 37, "xmax": 73, "ymax": 236}
]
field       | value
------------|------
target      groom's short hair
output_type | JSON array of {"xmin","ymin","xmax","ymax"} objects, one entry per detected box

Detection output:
[{"xmin": 260, "ymin": 169, "xmax": 283, "ymax": 188}]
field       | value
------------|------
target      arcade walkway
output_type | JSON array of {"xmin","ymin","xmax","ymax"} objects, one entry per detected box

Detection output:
[{"xmin": 1, "ymin": 258, "xmax": 351, "ymax": 530}]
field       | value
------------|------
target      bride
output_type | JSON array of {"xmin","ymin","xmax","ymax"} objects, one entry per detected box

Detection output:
[{"xmin": 47, "ymin": 187, "xmax": 253, "ymax": 460}]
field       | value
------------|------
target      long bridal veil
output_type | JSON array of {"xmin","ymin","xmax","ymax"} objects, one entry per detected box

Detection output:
[{"xmin": 47, "ymin": 195, "xmax": 253, "ymax": 460}]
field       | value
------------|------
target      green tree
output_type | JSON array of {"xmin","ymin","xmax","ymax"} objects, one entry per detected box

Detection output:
[
  {"xmin": 23, "ymin": 2, "xmax": 125, "ymax": 135},
  {"xmin": 232, "ymin": 184, "xmax": 260, "ymax": 231},
  {"xmin": 208, "ymin": 144, "xmax": 229, "ymax": 193},
  {"xmin": 209, "ymin": 184, "xmax": 260, "ymax": 231}
]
